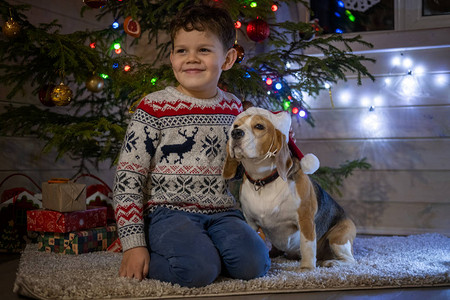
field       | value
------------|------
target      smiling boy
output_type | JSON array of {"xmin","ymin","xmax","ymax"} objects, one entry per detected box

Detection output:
[{"xmin": 113, "ymin": 4, "xmax": 270, "ymax": 288}]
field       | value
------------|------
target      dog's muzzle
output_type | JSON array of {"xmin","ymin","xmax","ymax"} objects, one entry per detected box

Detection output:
[{"xmin": 231, "ymin": 128, "xmax": 245, "ymax": 140}]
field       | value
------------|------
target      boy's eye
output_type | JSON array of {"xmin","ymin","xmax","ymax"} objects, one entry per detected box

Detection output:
[
  {"xmin": 175, "ymin": 49, "xmax": 186, "ymax": 54},
  {"xmin": 199, "ymin": 48, "xmax": 210, "ymax": 53}
]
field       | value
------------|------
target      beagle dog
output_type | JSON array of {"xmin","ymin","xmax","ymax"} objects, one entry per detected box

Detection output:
[{"xmin": 223, "ymin": 107, "xmax": 356, "ymax": 270}]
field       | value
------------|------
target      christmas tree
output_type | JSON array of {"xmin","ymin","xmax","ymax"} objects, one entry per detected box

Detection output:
[{"xmin": 0, "ymin": 0, "xmax": 372, "ymax": 191}]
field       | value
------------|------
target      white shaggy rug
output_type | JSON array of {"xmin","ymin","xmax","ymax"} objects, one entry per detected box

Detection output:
[{"xmin": 14, "ymin": 233, "xmax": 450, "ymax": 299}]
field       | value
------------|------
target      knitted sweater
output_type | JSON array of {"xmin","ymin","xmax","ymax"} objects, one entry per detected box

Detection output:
[{"xmin": 113, "ymin": 86, "xmax": 243, "ymax": 251}]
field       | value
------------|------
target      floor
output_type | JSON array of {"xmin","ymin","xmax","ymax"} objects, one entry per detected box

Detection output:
[{"xmin": 1, "ymin": 253, "xmax": 449, "ymax": 300}]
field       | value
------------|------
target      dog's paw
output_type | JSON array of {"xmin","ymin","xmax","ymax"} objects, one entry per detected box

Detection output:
[
  {"xmin": 321, "ymin": 259, "xmax": 354, "ymax": 268},
  {"xmin": 299, "ymin": 264, "xmax": 315, "ymax": 272}
]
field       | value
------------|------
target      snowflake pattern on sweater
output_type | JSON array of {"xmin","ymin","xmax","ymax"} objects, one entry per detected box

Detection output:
[{"xmin": 113, "ymin": 86, "xmax": 243, "ymax": 251}]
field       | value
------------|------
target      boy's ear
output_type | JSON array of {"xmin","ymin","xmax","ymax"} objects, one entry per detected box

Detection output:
[
  {"xmin": 222, "ymin": 47, "xmax": 237, "ymax": 71},
  {"xmin": 169, "ymin": 50, "xmax": 174, "ymax": 66}
]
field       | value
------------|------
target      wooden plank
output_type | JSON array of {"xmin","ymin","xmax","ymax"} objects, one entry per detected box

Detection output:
[
  {"xmin": 304, "ymin": 27, "xmax": 450, "ymax": 54},
  {"xmin": 344, "ymin": 46, "xmax": 450, "ymax": 76},
  {"xmin": 295, "ymin": 138, "xmax": 450, "ymax": 170},
  {"xmin": 302, "ymin": 73, "xmax": 450, "ymax": 109},
  {"xmin": 0, "ymin": 136, "xmax": 114, "ymax": 171},
  {"xmin": 13, "ymin": 0, "xmax": 106, "ymax": 31},
  {"xmin": 330, "ymin": 170, "xmax": 449, "ymax": 204},
  {"xmin": 339, "ymin": 201, "xmax": 450, "ymax": 236},
  {"xmin": 292, "ymin": 105, "xmax": 450, "ymax": 139}
]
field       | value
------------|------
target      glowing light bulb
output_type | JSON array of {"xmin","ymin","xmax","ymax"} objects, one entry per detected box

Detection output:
[
  {"xmin": 339, "ymin": 90, "xmax": 351, "ymax": 104},
  {"xmin": 275, "ymin": 83, "xmax": 282, "ymax": 90},
  {"xmin": 115, "ymin": 48, "xmax": 122, "ymax": 54},
  {"xmin": 338, "ymin": 1, "xmax": 345, "ymax": 8},
  {"xmin": 112, "ymin": 63, "xmax": 119, "ymax": 69},
  {"xmin": 414, "ymin": 66, "xmax": 425, "ymax": 75},
  {"xmin": 113, "ymin": 42, "xmax": 121, "ymax": 50},
  {"xmin": 292, "ymin": 107, "xmax": 299, "ymax": 114},
  {"xmin": 299, "ymin": 110, "xmax": 306, "ymax": 118},
  {"xmin": 250, "ymin": 2, "xmax": 257, "ymax": 8},
  {"xmin": 403, "ymin": 58, "xmax": 413, "ymax": 68},
  {"xmin": 266, "ymin": 78, "xmax": 273, "ymax": 85},
  {"xmin": 324, "ymin": 83, "xmax": 331, "ymax": 89},
  {"xmin": 435, "ymin": 74, "xmax": 447, "ymax": 86},
  {"xmin": 112, "ymin": 21, "xmax": 119, "ymax": 29},
  {"xmin": 392, "ymin": 56, "xmax": 401, "ymax": 66},
  {"xmin": 89, "ymin": 42, "xmax": 96, "ymax": 49},
  {"xmin": 151, "ymin": 77, "xmax": 157, "ymax": 85},
  {"xmin": 335, "ymin": 28, "xmax": 343, "ymax": 33},
  {"xmin": 235, "ymin": 21, "xmax": 241, "ymax": 29},
  {"xmin": 271, "ymin": 4, "xmax": 278, "ymax": 12},
  {"xmin": 124, "ymin": 65, "xmax": 131, "ymax": 72},
  {"xmin": 100, "ymin": 73, "xmax": 109, "ymax": 79}
]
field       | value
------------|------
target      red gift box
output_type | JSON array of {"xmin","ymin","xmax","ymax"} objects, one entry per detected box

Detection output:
[{"xmin": 27, "ymin": 207, "xmax": 107, "ymax": 233}]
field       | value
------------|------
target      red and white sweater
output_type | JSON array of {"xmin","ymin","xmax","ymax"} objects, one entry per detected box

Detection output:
[{"xmin": 113, "ymin": 86, "xmax": 243, "ymax": 251}]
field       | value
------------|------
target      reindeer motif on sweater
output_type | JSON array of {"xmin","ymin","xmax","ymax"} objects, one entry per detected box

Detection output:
[{"xmin": 160, "ymin": 127, "xmax": 199, "ymax": 164}]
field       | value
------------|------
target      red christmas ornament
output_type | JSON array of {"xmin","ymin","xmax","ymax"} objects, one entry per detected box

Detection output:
[
  {"xmin": 246, "ymin": 19, "xmax": 270, "ymax": 42},
  {"xmin": 124, "ymin": 16, "xmax": 141, "ymax": 38},
  {"xmin": 83, "ymin": 0, "xmax": 108, "ymax": 9},
  {"xmin": 38, "ymin": 84, "xmax": 56, "ymax": 107}
]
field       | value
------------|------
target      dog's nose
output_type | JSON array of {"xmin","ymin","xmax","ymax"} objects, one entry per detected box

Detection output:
[{"xmin": 231, "ymin": 128, "xmax": 245, "ymax": 139}]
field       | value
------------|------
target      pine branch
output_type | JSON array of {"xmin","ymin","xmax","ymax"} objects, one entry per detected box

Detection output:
[{"xmin": 310, "ymin": 158, "xmax": 371, "ymax": 197}]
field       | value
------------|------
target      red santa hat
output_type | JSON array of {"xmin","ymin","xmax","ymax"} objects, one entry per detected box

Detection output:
[{"xmin": 235, "ymin": 107, "xmax": 320, "ymax": 174}]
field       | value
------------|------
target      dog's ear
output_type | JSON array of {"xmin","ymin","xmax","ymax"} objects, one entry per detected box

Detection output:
[
  {"xmin": 222, "ymin": 140, "xmax": 240, "ymax": 179},
  {"xmin": 274, "ymin": 129, "xmax": 293, "ymax": 181}
]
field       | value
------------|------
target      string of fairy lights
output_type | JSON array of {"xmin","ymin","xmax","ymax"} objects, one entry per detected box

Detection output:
[{"xmin": 83, "ymin": 0, "xmax": 374, "ymax": 119}]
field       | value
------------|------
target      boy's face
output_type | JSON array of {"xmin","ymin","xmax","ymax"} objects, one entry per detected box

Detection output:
[{"xmin": 170, "ymin": 29, "xmax": 236, "ymax": 99}]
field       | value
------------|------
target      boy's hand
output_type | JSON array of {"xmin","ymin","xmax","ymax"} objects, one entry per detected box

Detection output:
[{"xmin": 119, "ymin": 246, "xmax": 150, "ymax": 280}]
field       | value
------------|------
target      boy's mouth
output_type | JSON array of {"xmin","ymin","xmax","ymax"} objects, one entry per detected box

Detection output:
[{"xmin": 183, "ymin": 68, "xmax": 204, "ymax": 74}]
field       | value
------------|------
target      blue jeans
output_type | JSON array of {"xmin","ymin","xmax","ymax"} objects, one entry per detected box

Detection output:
[{"xmin": 145, "ymin": 207, "xmax": 270, "ymax": 287}]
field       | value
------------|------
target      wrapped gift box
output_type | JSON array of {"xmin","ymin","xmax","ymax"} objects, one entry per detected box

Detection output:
[
  {"xmin": 42, "ymin": 180, "xmax": 86, "ymax": 212},
  {"xmin": 37, "ymin": 225, "xmax": 117, "ymax": 254},
  {"xmin": 27, "ymin": 207, "xmax": 107, "ymax": 233}
]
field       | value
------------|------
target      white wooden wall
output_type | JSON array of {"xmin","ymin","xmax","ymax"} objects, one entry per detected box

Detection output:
[
  {"xmin": 1, "ymin": 1, "xmax": 449, "ymax": 236},
  {"xmin": 296, "ymin": 27, "xmax": 450, "ymax": 235}
]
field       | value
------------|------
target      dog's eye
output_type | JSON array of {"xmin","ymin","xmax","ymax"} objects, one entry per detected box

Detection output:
[{"xmin": 254, "ymin": 124, "xmax": 265, "ymax": 130}]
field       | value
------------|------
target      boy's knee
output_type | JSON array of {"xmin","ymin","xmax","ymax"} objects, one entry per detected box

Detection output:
[
  {"xmin": 168, "ymin": 255, "xmax": 221, "ymax": 287},
  {"xmin": 228, "ymin": 248, "xmax": 270, "ymax": 280}
]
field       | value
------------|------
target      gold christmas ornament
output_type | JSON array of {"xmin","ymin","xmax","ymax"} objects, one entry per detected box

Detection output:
[
  {"xmin": 51, "ymin": 83, "xmax": 73, "ymax": 106},
  {"xmin": 85, "ymin": 74, "xmax": 104, "ymax": 93},
  {"xmin": 2, "ymin": 18, "xmax": 21, "ymax": 38}
]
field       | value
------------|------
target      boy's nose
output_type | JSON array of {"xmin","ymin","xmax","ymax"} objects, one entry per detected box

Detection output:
[{"xmin": 187, "ymin": 52, "xmax": 200, "ymax": 62}]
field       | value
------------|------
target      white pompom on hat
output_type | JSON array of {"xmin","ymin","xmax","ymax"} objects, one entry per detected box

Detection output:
[{"xmin": 233, "ymin": 107, "xmax": 320, "ymax": 174}]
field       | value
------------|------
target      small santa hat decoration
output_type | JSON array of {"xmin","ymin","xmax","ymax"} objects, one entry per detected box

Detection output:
[{"xmin": 234, "ymin": 107, "xmax": 320, "ymax": 174}]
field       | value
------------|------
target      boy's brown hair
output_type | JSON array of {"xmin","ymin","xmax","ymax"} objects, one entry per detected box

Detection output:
[{"xmin": 169, "ymin": 4, "xmax": 236, "ymax": 51}]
